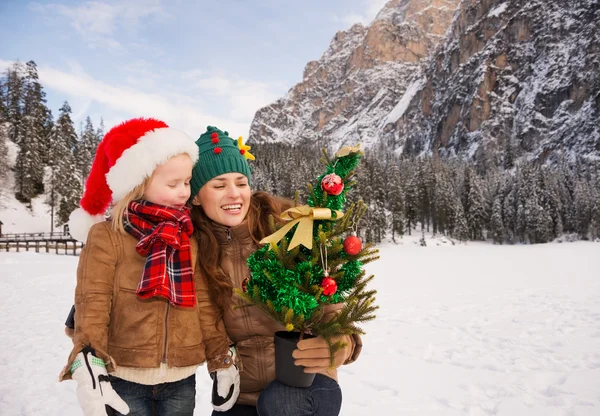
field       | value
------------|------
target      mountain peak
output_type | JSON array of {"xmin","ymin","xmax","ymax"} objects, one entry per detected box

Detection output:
[{"xmin": 249, "ymin": 0, "xmax": 460, "ymax": 148}]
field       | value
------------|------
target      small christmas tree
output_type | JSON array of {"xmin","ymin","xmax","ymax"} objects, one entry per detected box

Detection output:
[{"xmin": 236, "ymin": 146, "xmax": 379, "ymax": 363}]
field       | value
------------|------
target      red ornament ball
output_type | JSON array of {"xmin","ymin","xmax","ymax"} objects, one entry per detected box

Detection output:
[
  {"xmin": 213, "ymin": 147, "xmax": 222, "ymax": 154},
  {"xmin": 321, "ymin": 173, "xmax": 344, "ymax": 196},
  {"xmin": 321, "ymin": 276, "xmax": 337, "ymax": 296},
  {"xmin": 211, "ymin": 132, "xmax": 219, "ymax": 139},
  {"xmin": 240, "ymin": 149, "xmax": 246, "ymax": 155},
  {"xmin": 211, "ymin": 137, "xmax": 219, "ymax": 144},
  {"xmin": 343, "ymin": 234, "xmax": 362, "ymax": 256}
]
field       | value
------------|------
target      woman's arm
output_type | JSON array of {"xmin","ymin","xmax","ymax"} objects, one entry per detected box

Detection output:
[{"xmin": 196, "ymin": 270, "xmax": 237, "ymax": 372}]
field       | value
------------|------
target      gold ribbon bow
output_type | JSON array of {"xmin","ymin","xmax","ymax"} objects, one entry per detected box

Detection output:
[
  {"xmin": 260, "ymin": 205, "xmax": 344, "ymax": 251},
  {"xmin": 335, "ymin": 144, "xmax": 362, "ymax": 157}
]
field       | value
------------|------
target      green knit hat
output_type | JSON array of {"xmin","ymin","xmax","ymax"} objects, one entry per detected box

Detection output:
[{"xmin": 190, "ymin": 126, "xmax": 252, "ymax": 197}]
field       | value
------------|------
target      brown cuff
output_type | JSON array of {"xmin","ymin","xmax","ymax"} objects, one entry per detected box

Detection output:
[
  {"xmin": 343, "ymin": 333, "xmax": 363, "ymax": 365},
  {"xmin": 207, "ymin": 347, "xmax": 242, "ymax": 373},
  {"xmin": 58, "ymin": 342, "xmax": 115, "ymax": 382}
]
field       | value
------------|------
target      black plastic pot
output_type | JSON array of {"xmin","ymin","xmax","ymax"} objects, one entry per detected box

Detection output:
[{"xmin": 274, "ymin": 331, "xmax": 316, "ymax": 388}]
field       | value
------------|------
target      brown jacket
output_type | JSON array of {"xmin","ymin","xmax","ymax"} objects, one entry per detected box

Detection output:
[
  {"xmin": 60, "ymin": 221, "xmax": 231, "ymax": 381},
  {"xmin": 211, "ymin": 221, "xmax": 362, "ymax": 406}
]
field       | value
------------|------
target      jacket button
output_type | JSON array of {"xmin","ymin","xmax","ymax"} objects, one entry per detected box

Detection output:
[{"xmin": 224, "ymin": 357, "xmax": 231, "ymax": 364}]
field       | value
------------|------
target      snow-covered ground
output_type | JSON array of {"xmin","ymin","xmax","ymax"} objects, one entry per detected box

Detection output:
[{"xmin": 1, "ymin": 239, "xmax": 599, "ymax": 415}]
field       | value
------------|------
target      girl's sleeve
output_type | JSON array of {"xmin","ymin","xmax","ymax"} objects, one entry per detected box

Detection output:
[{"xmin": 59, "ymin": 223, "xmax": 117, "ymax": 381}]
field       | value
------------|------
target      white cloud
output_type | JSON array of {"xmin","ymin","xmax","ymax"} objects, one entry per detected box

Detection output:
[
  {"xmin": 0, "ymin": 58, "xmax": 282, "ymax": 138},
  {"xmin": 29, "ymin": 0, "xmax": 169, "ymax": 51},
  {"xmin": 333, "ymin": 0, "xmax": 389, "ymax": 27},
  {"xmin": 35, "ymin": 64, "xmax": 250, "ymax": 137},
  {"xmin": 182, "ymin": 71, "xmax": 285, "ymax": 122}
]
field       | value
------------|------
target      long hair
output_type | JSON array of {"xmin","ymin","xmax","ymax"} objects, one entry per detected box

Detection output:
[{"xmin": 191, "ymin": 191, "xmax": 293, "ymax": 312}]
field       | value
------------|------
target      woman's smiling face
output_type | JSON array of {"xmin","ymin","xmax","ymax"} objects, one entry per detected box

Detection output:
[{"xmin": 192, "ymin": 172, "xmax": 251, "ymax": 227}]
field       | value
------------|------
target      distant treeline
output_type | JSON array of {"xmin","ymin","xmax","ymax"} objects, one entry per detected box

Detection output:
[{"xmin": 250, "ymin": 142, "xmax": 600, "ymax": 244}]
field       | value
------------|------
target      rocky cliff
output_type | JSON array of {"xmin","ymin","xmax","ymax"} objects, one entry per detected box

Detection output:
[
  {"xmin": 250, "ymin": 0, "xmax": 600, "ymax": 167},
  {"xmin": 249, "ymin": 0, "xmax": 460, "ymax": 148}
]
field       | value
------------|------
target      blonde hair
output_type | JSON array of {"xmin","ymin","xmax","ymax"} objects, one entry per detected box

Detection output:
[{"xmin": 111, "ymin": 176, "xmax": 152, "ymax": 233}]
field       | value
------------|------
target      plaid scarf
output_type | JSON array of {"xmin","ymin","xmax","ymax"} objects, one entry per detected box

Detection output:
[{"xmin": 123, "ymin": 200, "xmax": 196, "ymax": 307}]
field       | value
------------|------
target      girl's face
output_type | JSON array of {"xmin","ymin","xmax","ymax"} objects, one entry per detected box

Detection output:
[
  {"xmin": 143, "ymin": 153, "xmax": 193, "ymax": 209},
  {"xmin": 192, "ymin": 172, "xmax": 251, "ymax": 227}
]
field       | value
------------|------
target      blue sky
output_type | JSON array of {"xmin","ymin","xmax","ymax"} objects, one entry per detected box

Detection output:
[{"xmin": 0, "ymin": 0, "xmax": 386, "ymax": 139}]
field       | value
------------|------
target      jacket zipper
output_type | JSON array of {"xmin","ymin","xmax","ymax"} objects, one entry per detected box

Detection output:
[
  {"xmin": 162, "ymin": 303, "xmax": 170, "ymax": 363},
  {"xmin": 226, "ymin": 227, "xmax": 232, "ymax": 243}
]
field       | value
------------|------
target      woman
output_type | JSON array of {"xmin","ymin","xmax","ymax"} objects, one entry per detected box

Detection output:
[{"xmin": 189, "ymin": 126, "xmax": 362, "ymax": 416}]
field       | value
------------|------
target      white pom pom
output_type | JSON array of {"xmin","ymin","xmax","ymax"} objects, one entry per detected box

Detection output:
[{"xmin": 68, "ymin": 208, "xmax": 105, "ymax": 242}]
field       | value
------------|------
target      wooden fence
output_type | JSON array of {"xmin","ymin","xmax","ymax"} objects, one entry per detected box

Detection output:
[{"xmin": 0, "ymin": 232, "xmax": 83, "ymax": 255}]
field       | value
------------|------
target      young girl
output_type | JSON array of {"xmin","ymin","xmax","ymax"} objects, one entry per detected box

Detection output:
[
  {"xmin": 189, "ymin": 126, "xmax": 363, "ymax": 416},
  {"xmin": 59, "ymin": 118, "xmax": 239, "ymax": 416}
]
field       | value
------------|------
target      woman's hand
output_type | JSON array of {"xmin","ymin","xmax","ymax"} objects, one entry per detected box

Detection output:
[{"xmin": 292, "ymin": 335, "xmax": 352, "ymax": 373}]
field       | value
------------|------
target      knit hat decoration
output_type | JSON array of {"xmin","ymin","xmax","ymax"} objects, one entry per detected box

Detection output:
[
  {"xmin": 68, "ymin": 117, "xmax": 199, "ymax": 242},
  {"xmin": 190, "ymin": 126, "xmax": 253, "ymax": 198}
]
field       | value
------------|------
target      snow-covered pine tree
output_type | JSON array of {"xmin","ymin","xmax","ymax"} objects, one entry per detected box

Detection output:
[
  {"xmin": 573, "ymin": 180, "xmax": 593, "ymax": 239},
  {"xmin": 96, "ymin": 118, "xmax": 105, "ymax": 149},
  {"xmin": 52, "ymin": 101, "xmax": 80, "ymax": 226},
  {"xmin": 465, "ymin": 167, "xmax": 487, "ymax": 240},
  {"xmin": 14, "ymin": 61, "xmax": 49, "ymax": 202},
  {"xmin": 540, "ymin": 168, "xmax": 563, "ymax": 238},
  {"xmin": 0, "ymin": 76, "xmax": 6, "ymax": 121},
  {"xmin": 403, "ymin": 162, "xmax": 419, "ymax": 235},
  {"xmin": 589, "ymin": 180, "xmax": 600, "ymax": 241},
  {"xmin": 451, "ymin": 195, "xmax": 469, "ymax": 242},
  {"xmin": 557, "ymin": 158, "xmax": 577, "ymax": 233},
  {"xmin": 4, "ymin": 61, "xmax": 24, "ymax": 144},
  {"xmin": 353, "ymin": 152, "xmax": 373, "ymax": 239},
  {"xmin": 0, "ymin": 123, "xmax": 8, "ymax": 197},
  {"xmin": 489, "ymin": 194, "xmax": 504, "ymax": 244},
  {"xmin": 388, "ymin": 161, "xmax": 405, "ymax": 241},
  {"xmin": 74, "ymin": 116, "xmax": 97, "ymax": 186},
  {"xmin": 514, "ymin": 166, "xmax": 531, "ymax": 242},
  {"xmin": 368, "ymin": 154, "xmax": 387, "ymax": 243},
  {"xmin": 502, "ymin": 176, "xmax": 516, "ymax": 244},
  {"xmin": 416, "ymin": 159, "xmax": 432, "ymax": 232},
  {"xmin": 432, "ymin": 164, "xmax": 455, "ymax": 236}
]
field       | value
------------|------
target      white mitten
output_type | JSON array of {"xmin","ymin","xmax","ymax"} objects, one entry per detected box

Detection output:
[
  {"xmin": 70, "ymin": 347, "xmax": 130, "ymax": 416},
  {"xmin": 211, "ymin": 346, "xmax": 240, "ymax": 412}
]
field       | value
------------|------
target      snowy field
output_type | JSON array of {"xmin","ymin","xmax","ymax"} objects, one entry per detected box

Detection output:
[{"xmin": 1, "ymin": 239, "xmax": 599, "ymax": 415}]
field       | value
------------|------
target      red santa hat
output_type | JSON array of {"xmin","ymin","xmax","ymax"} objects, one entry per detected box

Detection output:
[{"xmin": 68, "ymin": 117, "xmax": 199, "ymax": 242}]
